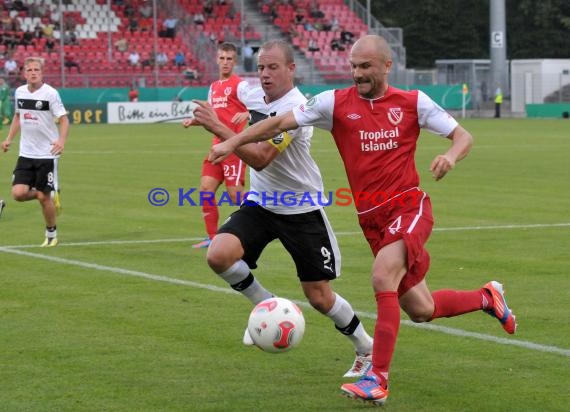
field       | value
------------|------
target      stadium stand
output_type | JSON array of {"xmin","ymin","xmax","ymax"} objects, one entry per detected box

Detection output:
[
  {"xmin": 0, "ymin": 0, "xmax": 219, "ymax": 88},
  {"xmin": 0, "ymin": 0, "xmax": 361, "ymax": 88},
  {"xmin": 260, "ymin": 0, "xmax": 368, "ymax": 82}
]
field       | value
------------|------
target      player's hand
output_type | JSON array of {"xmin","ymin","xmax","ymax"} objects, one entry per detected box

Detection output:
[
  {"xmin": 1, "ymin": 140, "xmax": 10, "ymax": 153},
  {"xmin": 182, "ymin": 118, "xmax": 200, "ymax": 127},
  {"xmin": 208, "ymin": 140, "xmax": 234, "ymax": 164},
  {"xmin": 192, "ymin": 100, "xmax": 220, "ymax": 133},
  {"xmin": 430, "ymin": 154, "xmax": 455, "ymax": 181},
  {"xmin": 231, "ymin": 111, "xmax": 250, "ymax": 125},
  {"xmin": 50, "ymin": 140, "xmax": 64, "ymax": 156}
]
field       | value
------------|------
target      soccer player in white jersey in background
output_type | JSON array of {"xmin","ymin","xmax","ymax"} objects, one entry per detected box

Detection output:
[
  {"xmin": 1, "ymin": 57, "xmax": 69, "ymax": 247},
  {"xmin": 208, "ymin": 35, "xmax": 517, "ymax": 406},
  {"xmin": 190, "ymin": 40, "xmax": 374, "ymax": 378}
]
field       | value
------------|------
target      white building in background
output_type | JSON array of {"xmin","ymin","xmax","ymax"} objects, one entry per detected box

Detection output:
[{"xmin": 511, "ymin": 59, "xmax": 570, "ymax": 113}]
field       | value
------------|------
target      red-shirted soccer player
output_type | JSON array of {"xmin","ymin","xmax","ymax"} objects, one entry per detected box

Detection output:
[
  {"xmin": 207, "ymin": 35, "xmax": 517, "ymax": 406},
  {"xmin": 184, "ymin": 42, "xmax": 250, "ymax": 248}
]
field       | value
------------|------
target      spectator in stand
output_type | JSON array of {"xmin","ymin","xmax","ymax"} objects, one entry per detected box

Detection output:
[
  {"xmin": 128, "ymin": 16, "xmax": 139, "ymax": 32},
  {"xmin": 330, "ymin": 15, "xmax": 340, "ymax": 31},
  {"xmin": 304, "ymin": 21, "xmax": 315, "ymax": 31},
  {"xmin": 45, "ymin": 37, "xmax": 55, "ymax": 51},
  {"xmin": 42, "ymin": 21, "xmax": 55, "ymax": 39},
  {"xmin": 124, "ymin": 1, "xmax": 136, "ymax": 18},
  {"xmin": 114, "ymin": 36, "xmax": 129, "ymax": 52},
  {"xmin": 203, "ymin": 0, "xmax": 214, "ymax": 16},
  {"xmin": 193, "ymin": 12, "xmax": 205, "ymax": 26},
  {"xmin": 309, "ymin": 2, "xmax": 325, "ymax": 19},
  {"xmin": 63, "ymin": 14, "xmax": 77, "ymax": 32},
  {"xmin": 64, "ymin": 54, "xmax": 81, "ymax": 73},
  {"xmin": 128, "ymin": 50, "xmax": 140, "ymax": 67},
  {"xmin": 242, "ymin": 41, "xmax": 254, "ymax": 72},
  {"xmin": 49, "ymin": 6, "xmax": 61, "ymax": 29},
  {"xmin": 174, "ymin": 51, "xmax": 185, "ymax": 67},
  {"xmin": 141, "ymin": 53, "xmax": 154, "ymax": 68},
  {"xmin": 308, "ymin": 38, "xmax": 320, "ymax": 52},
  {"xmin": 63, "ymin": 31, "xmax": 78, "ymax": 46},
  {"xmin": 139, "ymin": 1, "xmax": 152, "ymax": 18},
  {"xmin": 4, "ymin": 56, "xmax": 18, "ymax": 76},
  {"xmin": 162, "ymin": 16, "xmax": 178, "ymax": 39},
  {"xmin": 33, "ymin": 22, "xmax": 44, "ymax": 39},
  {"xmin": 21, "ymin": 30, "xmax": 35, "ymax": 47},
  {"xmin": 155, "ymin": 51, "xmax": 168, "ymax": 67},
  {"xmin": 340, "ymin": 27, "xmax": 355, "ymax": 45},
  {"xmin": 37, "ymin": 1, "xmax": 50, "ymax": 19},
  {"xmin": 12, "ymin": 0, "xmax": 28, "ymax": 12},
  {"xmin": 295, "ymin": 8, "xmax": 305, "ymax": 24},
  {"xmin": 331, "ymin": 37, "xmax": 345, "ymax": 51},
  {"xmin": 313, "ymin": 18, "xmax": 324, "ymax": 31},
  {"xmin": 2, "ymin": 32, "xmax": 20, "ymax": 50},
  {"xmin": 1, "ymin": 10, "xmax": 15, "ymax": 31}
]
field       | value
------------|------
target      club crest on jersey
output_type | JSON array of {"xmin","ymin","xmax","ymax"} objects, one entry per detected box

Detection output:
[
  {"xmin": 224, "ymin": 87, "xmax": 232, "ymax": 96},
  {"xmin": 387, "ymin": 107, "xmax": 403, "ymax": 126}
]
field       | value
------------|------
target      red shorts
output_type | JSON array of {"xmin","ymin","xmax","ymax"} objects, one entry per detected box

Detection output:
[
  {"xmin": 201, "ymin": 153, "xmax": 246, "ymax": 187},
  {"xmin": 357, "ymin": 189, "xmax": 434, "ymax": 296}
]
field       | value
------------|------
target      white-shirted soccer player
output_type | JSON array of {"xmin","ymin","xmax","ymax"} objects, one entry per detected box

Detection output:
[
  {"xmin": 208, "ymin": 35, "xmax": 517, "ymax": 406},
  {"xmin": 1, "ymin": 57, "xmax": 69, "ymax": 247},
  {"xmin": 191, "ymin": 40, "xmax": 374, "ymax": 378}
]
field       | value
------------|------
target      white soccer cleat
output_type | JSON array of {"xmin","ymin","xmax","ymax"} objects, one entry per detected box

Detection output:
[
  {"xmin": 343, "ymin": 352, "xmax": 372, "ymax": 378},
  {"xmin": 243, "ymin": 327, "xmax": 254, "ymax": 346}
]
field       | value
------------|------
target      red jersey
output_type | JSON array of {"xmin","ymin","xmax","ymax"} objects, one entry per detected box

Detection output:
[
  {"xmin": 293, "ymin": 86, "xmax": 458, "ymax": 214},
  {"xmin": 208, "ymin": 74, "xmax": 249, "ymax": 145}
]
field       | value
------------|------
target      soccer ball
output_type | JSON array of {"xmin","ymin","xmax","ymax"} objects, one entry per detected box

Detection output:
[{"xmin": 247, "ymin": 297, "xmax": 305, "ymax": 353}]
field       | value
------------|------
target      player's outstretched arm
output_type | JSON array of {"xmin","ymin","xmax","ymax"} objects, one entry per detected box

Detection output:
[
  {"xmin": 231, "ymin": 111, "xmax": 250, "ymax": 125},
  {"xmin": 190, "ymin": 100, "xmax": 233, "ymax": 139},
  {"xmin": 430, "ymin": 125, "xmax": 473, "ymax": 181},
  {"xmin": 191, "ymin": 100, "xmax": 282, "ymax": 170},
  {"xmin": 208, "ymin": 111, "xmax": 298, "ymax": 164}
]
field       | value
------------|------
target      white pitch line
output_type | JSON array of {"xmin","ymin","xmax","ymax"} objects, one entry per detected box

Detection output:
[
  {"xmin": 3, "ymin": 222, "xmax": 570, "ymax": 249},
  {"xmin": 1, "ymin": 246, "xmax": 569, "ymax": 358},
  {"xmin": 1, "ymin": 237, "xmax": 205, "ymax": 249},
  {"xmin": 337, "ymin": 222, "xmax": 570, "ymax": 236}
]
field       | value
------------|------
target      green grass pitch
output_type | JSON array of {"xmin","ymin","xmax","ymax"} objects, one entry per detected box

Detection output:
[{"xmin": 1, "ymin": 119, "xmax": 569, "ymax": 411}]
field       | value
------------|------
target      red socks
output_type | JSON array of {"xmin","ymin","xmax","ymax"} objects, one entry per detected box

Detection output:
[
  {"xmin": 430, "ymin": 289, "xmax": 486, "ymax": 320},
  {"xmin": 372, "ymin": 291, "xmax": 400, "ymax": 388},
  {"xmin": 371, "ymin": 288, "xmax": 487, "ymax": 388},
  {"xmin": 202, "ymin": 201, "xmax": 219, "ymax": 240}
]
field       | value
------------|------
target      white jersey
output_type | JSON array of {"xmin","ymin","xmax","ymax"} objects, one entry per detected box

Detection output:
[
  {"xmin": 15, "ymin": 83, "xmax": 67, "ymax": 159},
  {"xmin": 242, "ymin": 86, "xmax": 325, "ymax": 214}
]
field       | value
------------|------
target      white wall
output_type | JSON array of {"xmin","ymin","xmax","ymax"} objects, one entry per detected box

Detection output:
[{"xmin": 511, "ymin": 59, "xmax": 570, "ymax": 112}]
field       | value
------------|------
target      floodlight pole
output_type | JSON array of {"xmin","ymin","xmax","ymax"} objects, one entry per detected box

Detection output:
[
  {"xmin": 153, "ymin": 0, "xmax": 158, "ymax": 87},
  {"xmin": 59, "ymin": 0, "xmax": 65, "ymax": 88},
  {"xmin": 107, "ymin": 0, "xmax": 112, "ymax": 63},
  {"xmin": 490, "ymin": 0, "xmax": 508, "ymax": 98}
]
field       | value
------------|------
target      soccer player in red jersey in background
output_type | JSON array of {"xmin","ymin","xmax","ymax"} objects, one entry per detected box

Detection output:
[
  {"xmin": 207, "ymin": 35, "xmax": 518, "ymax": 406},
  {"xmin": 184, "ymin": 42, "xmax": 250, "ymax": 248}
]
